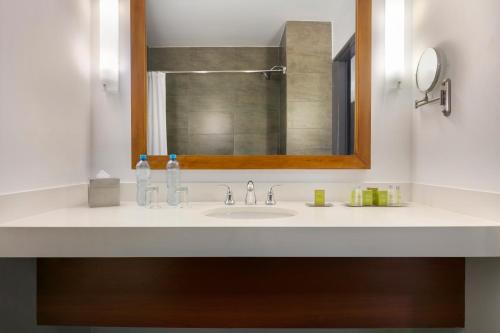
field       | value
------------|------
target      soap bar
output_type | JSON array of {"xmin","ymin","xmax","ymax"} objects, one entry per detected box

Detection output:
[
  {"xmin": 362, "ymin": 190, "xmax": 373, "ymax": 206},
  {"xmin": 314, "ymin": 190, "xmax": 325, "ymax": 206}
]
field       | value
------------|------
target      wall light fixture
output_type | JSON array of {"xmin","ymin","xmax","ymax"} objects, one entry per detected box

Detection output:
[
  {"xmin": 385, "ymin": 0, "xmax": 405, "ymax": 87},
  {"xmin": 100, "ymin": 0, "xmax": 119, "ymax": 92}
]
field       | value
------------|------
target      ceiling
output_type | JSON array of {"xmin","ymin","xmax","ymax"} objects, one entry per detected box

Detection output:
[{"xmin": 147, "ymin": 0, "xmax": 355, "ymax": 52}]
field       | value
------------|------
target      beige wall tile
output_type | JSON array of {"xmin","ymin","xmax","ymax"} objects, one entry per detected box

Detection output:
[
  {"xmin": 172, "ymin": 94, "xmax": 236, "ymax": 113},
  {"xmin": 166, "ymin": 109, "xmax": 188, "ymax": 130},
  {"xmin": 150, "ymin": 47, "xmax": 281, "ymax": 71},
  {"xmin": 191, "ymin": 47, "xmax": 237, "ymax": 70},
  {"xmin": 287, "ymin": 128, "xmax": 332, "ymax": 155},
  {"xmin": 287, "ymin": 73, "xmax": 332, "ymax": 102},
  {"xmin": 234, "ymin": 106, "xmax": 279, "ymax": 135},
  {"xmin": 279, "ymin": 34, "xmax": 287, "ymax": 155},
  {"xmin": 149, "ymin": 46, "xmax": 285, "ymax": 155},
  {"xmin": 166, "ymin": 126, "xmax": 187, "ymax": 138},
  {"xmin": 284, "ymin": 20, "xmax": 333, "ymax": 155},
  {"xmin": 234, "ymin": 134, "xmax": 279, "ymax": 155},
  {"xmin": 166, "ymin": 75, "xmax": 195, "ymax": 96},
  {"xmin": 234, "ymin": 47, "xmax": 280, "ymax": 69},
  {"xmin": 188, "ymin": 111, "xmax": 234, "ymax": 135},
  {"xmin": 287, "ymin": 101, "xmax": 332, "ymax": 129},
  {"xmin": 148, "ymin": 48, "xmax": 194, "ymax": 71},
  {"xmin": 285, "ymin": 21, "xmax": 332, "ymax": 56},
  {"xmin": 189, "ymin": 134, "xmax": 234, "ymax": 155},
  {"xmin": 287, "ymin": 54, "xmax": 332, "ymax": 74},
  {"xmin": 234, "ymin": 77, "xmax": 280, "ymax": 103},
  {"xmin": 167, "ymin": 132, "xmax": 189, "ymax": 156},
  {"xmin": 235, "ymin": 88, "xmax": 280, "ymax": 107},
  {"xmin": 167, "ymin": 75, "xmax": 235, "ymax": 97}
]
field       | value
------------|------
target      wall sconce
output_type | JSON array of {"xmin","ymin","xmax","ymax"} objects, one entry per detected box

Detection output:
[
  {"xmin": 100, "ymin": 0, "xmax": 119, "ymax": 92},
  {"xmin": 385, "ymin": 0, "xmax": 405, "ymax": 87}
]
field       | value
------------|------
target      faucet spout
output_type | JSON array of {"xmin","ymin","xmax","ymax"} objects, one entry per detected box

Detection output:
[{"xmin": 245, "ymin": 180, "xmax": 257, "ymax": 205}]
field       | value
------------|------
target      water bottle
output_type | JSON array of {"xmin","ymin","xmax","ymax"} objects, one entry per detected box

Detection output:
[
  {"xmin": 167, "ymin": 154, "xmax": 180, "ymax": 206},
  {"xmin": 135, "ymin": 155, "xmax": 151, "ymax": 206}
]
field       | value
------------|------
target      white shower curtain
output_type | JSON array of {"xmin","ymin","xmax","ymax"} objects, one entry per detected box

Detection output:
[{"xmin": 147, "ymin": 72, "xmax": 168, "ymax": 155}]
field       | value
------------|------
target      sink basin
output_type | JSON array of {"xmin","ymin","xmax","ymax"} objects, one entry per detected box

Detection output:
[{"xmin": 204, "ymin": 207, "xmax": 297, "ymax": 220}]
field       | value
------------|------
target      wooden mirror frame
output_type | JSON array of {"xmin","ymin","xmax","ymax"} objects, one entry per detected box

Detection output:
[{"xmin": 131, "ymin": 0, "xmax": 371, "ymax": 169}]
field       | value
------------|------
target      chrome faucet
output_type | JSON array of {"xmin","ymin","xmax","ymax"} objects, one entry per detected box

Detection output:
[
  {"xmin": 245, "ymin": 180, "xmax": 257, "ymax": 205},
  {"xmin": 265, "ymin": 185, "xmax": 280, "ymax": 206},
  {"xmin": 218, "ymin": 185, "xmax": 235, "ymax": 206}
]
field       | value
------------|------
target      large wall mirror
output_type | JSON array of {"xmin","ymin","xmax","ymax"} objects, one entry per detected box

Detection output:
[{"xmin": 131, "ymin": 0, "xmax": 371, "ymax": 169}]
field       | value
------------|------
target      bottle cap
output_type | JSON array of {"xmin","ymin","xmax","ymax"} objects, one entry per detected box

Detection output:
[
  {"xmin": 139, "ymin": 154, "xmax": 147, "ymax": 161},
  {"xmin": 169, "ymin": 154, "xmax": 177, "ymax": 161}
]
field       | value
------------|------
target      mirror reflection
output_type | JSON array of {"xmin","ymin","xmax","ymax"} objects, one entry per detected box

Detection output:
[
  {"xmin": 146, "ymin": 0, "xmax": 356, "ymax": 156},
  {"xmin": 416, "ymin": 48, "xmax": 441, "ymax": 93}
]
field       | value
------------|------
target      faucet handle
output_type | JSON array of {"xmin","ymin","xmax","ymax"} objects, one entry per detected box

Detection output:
[
  {"xmin": 265, "ymin": 185, "xmax": 281, "ymax": 206},
  {"xmin": 247, "ymin": 180, "xmax": 255, "ymax": 191},
  {"xmin": 245, "ymin": 180, "xmax": 257, "ymax": 205},
  {"xmin": 218, "ymin": 185, "xmax": 235, "ymax": 205}
]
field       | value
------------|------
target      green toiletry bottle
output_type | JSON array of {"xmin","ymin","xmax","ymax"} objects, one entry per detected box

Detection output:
[
  {"xmin": 377, "ymin": 191, "xmax": 388, "ymax": 206},
  {"xmin": 367, "ymin": 187, "xmax": 379, "ymax": 206},
  {"xmin": 362, "ymin": 190, "xmax": 373, "ymax": 206}
]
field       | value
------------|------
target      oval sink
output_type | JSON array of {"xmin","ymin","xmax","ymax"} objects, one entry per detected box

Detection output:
[{"xmin": 204, "ymin": 207, "xmax": 297, "ymax": 220}]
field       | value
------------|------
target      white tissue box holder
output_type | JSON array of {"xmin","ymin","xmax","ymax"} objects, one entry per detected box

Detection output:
[{"xmin": 88, "ymin": 178, "xmax": 120, "ymax": 208}]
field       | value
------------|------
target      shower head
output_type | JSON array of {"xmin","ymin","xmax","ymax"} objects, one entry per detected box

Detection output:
[{"xmin": 262, "ymin": 65, "xmax": 286, "ymax": 81}]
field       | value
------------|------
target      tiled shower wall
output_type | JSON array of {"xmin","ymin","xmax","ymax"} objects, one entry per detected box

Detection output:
[
  {"xmin": 283, "ymin": 21, "xmax": 333, "ymax": 155},
  {"xmin": 279, "ymin": 32, "xmax": 287, "ymax": 155},
  {"xmin": 148, "ymin": 47, "xmax": 281, "ymax": 155}
]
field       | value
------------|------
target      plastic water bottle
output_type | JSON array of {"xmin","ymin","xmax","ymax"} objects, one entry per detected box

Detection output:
[
  {"xmin": 167, "ymin": 154, "xmax": 180, "ymax": 206},
  {"xmin": 136, "ymin": 155, "xmax": 151, "ymax": 206}
]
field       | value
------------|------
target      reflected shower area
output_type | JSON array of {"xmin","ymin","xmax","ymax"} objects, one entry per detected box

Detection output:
[{"xmin": 146, "ymin": 0, "xmax": 356, "ymax": 157}]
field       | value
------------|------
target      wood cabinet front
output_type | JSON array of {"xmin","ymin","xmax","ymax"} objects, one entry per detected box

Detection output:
[{"xmin": 38, "ymin": 258, "xmax": 464, "ymax": 328}]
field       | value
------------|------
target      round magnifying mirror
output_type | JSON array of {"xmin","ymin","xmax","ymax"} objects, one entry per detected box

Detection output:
[{"xmin": 416, "ymin": 48, "xmax": 441, "ymax": 93}]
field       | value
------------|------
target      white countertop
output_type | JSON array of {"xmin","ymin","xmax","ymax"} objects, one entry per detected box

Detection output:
[
  {"xmin": 2, "ymin": 202, "xmax": 500, "ymax": 257},
  {"xmin": 1, "ymin": 201, "xmax": 499, "ymax": 228}
]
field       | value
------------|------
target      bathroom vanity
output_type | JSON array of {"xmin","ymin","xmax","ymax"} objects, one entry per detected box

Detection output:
[
  {"xmin": 3, "ymin": 202, "xmax": 500, "ymax": 328},
  {"xmin": 0, "ymin": 0, "xmax": 484, "ymax": 329}
]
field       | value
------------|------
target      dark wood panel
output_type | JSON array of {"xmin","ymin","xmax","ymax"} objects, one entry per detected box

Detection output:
[{"xmin": 37, "ymin": 258, "xmax": 464, "ymax": 328}]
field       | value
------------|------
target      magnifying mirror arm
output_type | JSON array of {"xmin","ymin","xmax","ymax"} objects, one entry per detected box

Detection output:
[
  {"xmin": 415, "ymin": 92, "xmax": 441, "ymax": 108},
  {"xmin": 414, "ymin": 79, "xmax": 452, "ymax": 117}
]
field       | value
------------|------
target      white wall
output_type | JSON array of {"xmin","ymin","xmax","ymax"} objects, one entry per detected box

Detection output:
[
  {"xmin": 465, "ymin": 259, "xmax": 500, "ymax": 333},
  {"xmin": 0, "ymin": 259, "xmax": 89, "ymax": 333},
  {"xmin": 332, "ymin": 0, "xmax": 356, "ymax": 57},
  {"xmin": 2, "ymin": 0, "xmax": 497, "ymax": 196},
  {"xmin": 90, "ymin": 0, "xmax": 132, "ymax": 182},
  {"xmin": 91, "ymin": 0, "xmax": 413, "ymax": 186},
  {"xmin": 412, "ymin": 0, "xmax": 500, "ymax": 192},
  {"xmin": 148, "ymin": 0, "xmax": 355, "ymax": 49},
  {"xmin": 0, "ymin": 0, "xmax": 91, "ymax": 195}
]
